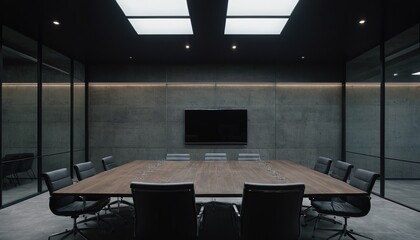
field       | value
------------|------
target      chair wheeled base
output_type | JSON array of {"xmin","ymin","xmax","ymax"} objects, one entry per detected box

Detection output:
[
  {"xmin": 312, "ymin": 217, "xmax": 373, "ymax": 240},
  {"xmin": 78, "ymin": 211, "xmax": 114, "ymax": 231},
  {"xmin": 106, "ymin": 198, "xmax": 134, "ymax": 223},
  {"xmin": 108, "ymin": 198, "xmax": 134, "ymax": 210},
  {"xmin": 48, "ymin": 216, "xmax": 96, "ymax": 240},
  {"xmin": 304, "ymin": 212, "xmax": 342, "ymax": 226}
]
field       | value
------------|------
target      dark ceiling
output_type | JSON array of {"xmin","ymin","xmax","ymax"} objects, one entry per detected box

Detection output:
[{"xmin": 2, "ymin": 0, "xmax": 419, "ymax": 65}]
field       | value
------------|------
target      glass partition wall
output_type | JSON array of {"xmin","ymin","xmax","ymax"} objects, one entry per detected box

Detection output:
[
  {"xmin": 384, "ymin": 25, "xmax": 420, "ymax": 210},
  {"xmin": 346, "ymin": 24, "xmax": 420, "ymax": 211},
  {"xmin": 74, "ymin": 62, "xmax": 86, "ymax": 165},
  {"xmin": 1, "ymin": 27, "xmax": 38, "ymax": 205},
  {"xmin": 0, "ymin": 26, "xmax": 86, "ymax": 207},
  {"xmin": 41, "ymin": 46, "xmax": 71, "ymax": 191},
  {"xmin": 346, "ymin": 47, "xmax": 382, "ymax": 195}
]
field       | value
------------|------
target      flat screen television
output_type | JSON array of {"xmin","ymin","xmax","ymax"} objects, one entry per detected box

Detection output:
[{"xmin": 185, "ymin": 109, "xmax": 247, "ymax": 145}]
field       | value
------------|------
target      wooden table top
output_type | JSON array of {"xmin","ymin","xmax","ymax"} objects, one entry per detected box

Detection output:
[{"xmin": 54, "ymin": 160, "xmax": 366, "ymax": 197}]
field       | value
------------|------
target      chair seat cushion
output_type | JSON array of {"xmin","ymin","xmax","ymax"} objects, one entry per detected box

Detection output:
[
  {"xmin": 311, "ymin": 199, "xmax": 364, "ymax": 217},
  {"xmin": 310, "ymin": 196, "xmax": 344, "ymax": 202},
  {"xmin": 55, "ymin": 198, "xmax": 109, "ymax": 216}
]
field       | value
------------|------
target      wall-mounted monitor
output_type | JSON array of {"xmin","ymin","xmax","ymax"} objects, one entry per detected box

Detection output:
[{"xmin": 185, "ymin": 109, "xmax": 247, "ymax": 145}]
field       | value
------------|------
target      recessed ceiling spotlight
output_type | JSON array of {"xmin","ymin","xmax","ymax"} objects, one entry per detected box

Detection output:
[
  {"xmin": 301, "ymin": 56, "xmax": 305, "ymax": 59},
  {"xmin": 412, "ymin": 72, "xmax": 420, "ymax": 76},
  {"xmin": 53, "ymin": 20, "xmax": 60, "ymax": 26},
  {"xmin": 185, "ymin": 44, "xmax": 190, "ymax": 49},
  {"xmin": 232, "ymin": 45, "xmax": 237, "ymax": 50},
  {"xmin": 129, "ymin": 56, "xmax": 133, "ymax": 59},
  {"xmin": 359, "ymin": 19, "xmax": 366, "ymax": 24},
  {"xmin": 393, "ymin": 73, "xmax": 398, "ymax": 77}
]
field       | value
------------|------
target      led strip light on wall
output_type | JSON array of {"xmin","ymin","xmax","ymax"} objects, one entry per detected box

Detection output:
[{"xmin": 88, "ymin": 82, "xmax": 342, "ymax": 87}]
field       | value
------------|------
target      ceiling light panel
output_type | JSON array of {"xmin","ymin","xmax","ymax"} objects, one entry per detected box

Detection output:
[
  {"xmin": 225, "ymin": 18, "xmax": 288, "ymax": 35},
  {"xmin": 128, "ymin": 18, "xmax": 193, "ymax": 35},
  {"xmin": 227, "ymin": 0, "xmax": 299, "ymax": 16},
  {"xmin": 116, "ymin": 0, "xmax": 190, "ymax": 16},
  {"xmin": 412, "ymin": 72, "xmax": 420, "ymax": 76}
]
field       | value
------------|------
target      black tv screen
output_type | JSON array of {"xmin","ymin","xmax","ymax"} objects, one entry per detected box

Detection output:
[{"xmin": 185, "ymin": 109, "xmax": 247, "ymax": 145}]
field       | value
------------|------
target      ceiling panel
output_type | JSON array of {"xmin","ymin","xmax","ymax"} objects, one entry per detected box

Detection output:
[{"xmin": 2, "ymin": 0, "xmax": 419, "ymax": 64}]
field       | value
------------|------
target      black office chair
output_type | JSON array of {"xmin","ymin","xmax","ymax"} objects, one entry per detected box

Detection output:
[
  {"xmin": 237, "ymin": 153, "xmax": 261, "ymax": 161},
  {"xmin": 2, "ymin": 160, "xmax": 19, "ymax": 187},
  {"xmin": 130, "ymin": 182, "xmax": 203, "ymax": 240},
  {"xmin": 73, "ymin": 161, "xmax": 114, "ymax": 226},
  {"xmin": 330, "ymin": 160, "xmax": 354, "ymax": 182},
  {"xmin": 73, "ymin": 162, "xmax": 109, "ymax": 202},
  {"xmin": 43, "ymin": 168, "xmax": 109, "ymax": 240},
  {"xmin": 165, "ymin": 153, "xmax": 191, "ymax": 161},
  {"xmin": 101, "ymin": 156, "xmax": 119, "ymax": 170},
  {"xmin": 4, "ymin": 153, "xmax": 36, "ymax": 184},
  {"xmin": 74, "ymin": 161, "xmax": 97, "ymax": 181},
  {"xmin": 314, "ymin": 156, "xmax": 333, "ymax": 174},
  {"xmin": 101, "ymin": 156, "xmax": 134, "ymax": 210},
  {"xmin": 304, "ymin": 161, "xmax": 354, "ymax": 225},
  {"xmin": 302, "ymin": 156, "xmax": 333, "ymax": 216},
  {"xmin": 235, "ymin": 183, "xmax": 305, "ymax": 240},
  {"xmin": 204, "ymin": 153, "xmax": 227, "ymax": 160},
  {"xmin": 312, "ymin": 169, "xmax": 380, "ymax": 239}
]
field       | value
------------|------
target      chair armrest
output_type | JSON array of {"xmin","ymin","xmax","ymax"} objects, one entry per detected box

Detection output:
[
  {"xmin": 196, "ymin": 205, "xmax": 205, "ymax": 236},
  {"xmin": 197, "ymin": 205, "xmax": 205, "ymax": 222},
  {"xmin": 232, "ymin": 204, "xmax": 240, "ymax": 217},
  {"xmin": 77, "ymin": 196, "xmax": 87, "ymax": 211}
]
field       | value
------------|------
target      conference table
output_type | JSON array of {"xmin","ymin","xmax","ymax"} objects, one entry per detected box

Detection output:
[{"xmin": 54, "ymin": 160, "xmax": 365, "ymax": 197}]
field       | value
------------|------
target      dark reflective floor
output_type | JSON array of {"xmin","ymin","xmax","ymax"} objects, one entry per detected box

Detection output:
[{"xmin": 373, "ymin": 180, "xmax": 420, "ymax": 210}]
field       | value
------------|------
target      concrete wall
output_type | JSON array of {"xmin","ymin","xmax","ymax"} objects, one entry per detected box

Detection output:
[
  {"xmin": 41, "ymin": 83, "xmax": 71, "ymax": 172},
  {"xmin": 2, "ymin": 85, "xmax": 38, "ymax": 156},
  {"xmin": 5, "ymin": 61, "xmax": 418, "ymax": 179},
  {"xmin": 385, "ymin": 85, "xmax": 420, "ymax": 178},
  {"xmin": 346, "ymin": 84, "xmax": 420, "ymax": 178},
  {"xmin": 345, "ymin": 84, "xmax": 381, "ymax": 174},
  {"xmin": 88, "ymin": 63, "xmax": 343, "ymax": 170}
]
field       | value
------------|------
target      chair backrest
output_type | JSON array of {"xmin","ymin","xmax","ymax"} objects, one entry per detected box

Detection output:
[
  {"xmin": 346, "ymin": 169, "xmax": 380, "ymax": 215},
  {"xmin": 205, "ymin": 153, "xmax": 227, "ymax": 160},
  {"xmin": 349, "ymin": 169, "xmax": 379, "ymax": 194},
  {"xmin": 74, "ymin": 161, "xmax": 97, "ymax": 181},
  {"xmin": 102, "ymin": 156, "xmax": 119, "ymax": 171},
  {"xmin": 3, "ymin": 153, "xmax": 24, "ymax": 161},
  {"xmin": 166, "ymin": 153, "xmax": 191, "ymax": 161},
  {"xmin": 42, "ymin": 168, "xmax": 76, "ymax": 211},
  {"xmin": 238, "ymin": 153, "xmax": 260, "ymax": 161},
  {"xmin": 330, "ymin": 160, "xmax": 353, "ymax": 182},
  {"xmin": 130, "ymin": 182, "xmax": 197, "ymax": 240},
  {"xmin": 313, "ymin": 156, "xmax": 332, "ymax": 174},
  {"xmin": 241, "ymin": 183, "xmax": 305, "ymax": 240},
  {"xmin": 2, "ymin": 160, "xmax": 19, "ymax": 176},
  {"xmin": 4, "ymin": 153, "xmax": 35, "ymax": 172}
]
